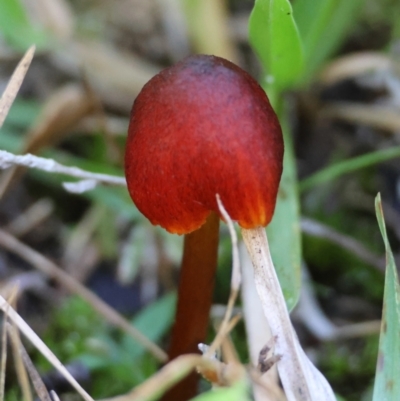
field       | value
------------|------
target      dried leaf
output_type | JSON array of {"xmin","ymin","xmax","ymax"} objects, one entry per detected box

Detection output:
[{"xmin": 0, "ymin": 46, "xmax": 35, "ymax": 129}]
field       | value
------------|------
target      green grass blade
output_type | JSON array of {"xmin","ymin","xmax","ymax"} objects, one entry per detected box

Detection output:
[
  {"xmin": 191, "ymin": 381, "xmax": 250, "ymax": 401},
  {"xmin": 292, "ymin": 0, "xmax": 336, "ymax": 62},
  {"xmin": 0, "ymin": 0, "xmax": 48, "ymax": 50},
  {"xmin": 123, "ymin": 293, "xmax": 176, "ymax": 360},
  {"xmin": 373, "ymin": 194, "xmax": 400, "ymax": 400},
  {"xmin": 249, "ymin": 0, "xmax": 304, "ymax": 92},
  {"xmin": 267, "ymin": 116, "xmax": 301, "ymax": 311},
  {"xmin": 249, "ymin": 0, "xmax": 302, "ymax": 310},
  {"xmin": 293, "ymin": 0, "xmax": 367, "ymax": 81},
  {"xmin": 300, "ymin": 147, "xmax": 400, "ymax": 192}
]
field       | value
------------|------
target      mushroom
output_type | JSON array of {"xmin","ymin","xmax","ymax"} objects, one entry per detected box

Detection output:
[{"xmin": 125, "ymin": 55, "xmax": 335, "ymax": 401}]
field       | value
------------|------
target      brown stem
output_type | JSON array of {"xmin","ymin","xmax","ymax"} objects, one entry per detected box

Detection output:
[{"xmin": 162, "ymin": 212, "xmax": 220, "ymax": 401}]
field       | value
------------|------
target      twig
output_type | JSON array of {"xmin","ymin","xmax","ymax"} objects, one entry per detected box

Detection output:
[
  {"xmin": 99, "ymin": 355, "xmax": 204, "ymax": 401},
  {"xmin": 206, "ymin": 195, "xmax": 241, "ymax": 356},
  {"xmin": 334, "ymin": 320, "xmax": 381, "ymax": 340},
  {"xmin": 50, "ymin": 391, "xmax": 61, "ymax": 401},
  {"xmin": 0, "ymin": 228, "xmax": 167, "ymax": 362},
  {"xmin": 19, "ymin": 339, "xmax": 52, "ymax": 401},
  {"xmin": 0, "ymin": 297, "xmax": 94, "ymax": 401},
  {"xmin": 301, "ymin": 217, "xmax": 384, "ymax": 272},
  {"xmin": 8, "ymin": 322, "xmax": 33, "ymax": 401},
  {"xmin": 0, "ymin": 150, "xmax": 126, "ymax": 192},
  {"xmin": 6, "ymin": 198, "xmax": 54, "ymax": 237},
  {"xmin": 0, "ymin": 300, "xmax": 8, "ymax": 401},
  {"xmin": 319, "ymin": 52, "xmax": 392, "ymax": 85},
  {"xmin": 216, "ymin": 194, "xmax": 241, "ymax": 290}
]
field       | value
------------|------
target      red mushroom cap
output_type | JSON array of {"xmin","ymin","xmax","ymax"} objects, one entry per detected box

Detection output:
[{"xmin": 125, "ymin": 55, "xmax": 283, "ymax": 234}]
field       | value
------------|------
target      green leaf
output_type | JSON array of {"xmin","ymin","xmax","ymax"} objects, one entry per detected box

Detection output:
[
  {"xmin": 373, "ymin": 194, "xmax": 400, "ymax": 401},
  {"xmin": 191, "ymin": 381, "xmax": 250, "ymax": 401},
  {"xmin": 0, "ymin": 128, "xmax": 23, "ymax": 153},
  {"xmin": 293, "ymin": 0, "xmax": 367, "ymax": 81},
  {"xmin": 267, "ymin": 116, "xmax": 301, "ymax": 311},
  {"xmin": 300, "ymin": 147, "xmax": 400, "ymax": 192},
  {"xmin": 5, "ymin": 99, "xmax": 41, "ymax": 128},
  {"xmin": 249, "ymin": 0, "xmax": 304, "ymax": 92},
  {"xmin": 122, "ymin": 293, "xmax": 177, "ymax": 360},
  {"xmin": 249, "ymin": 0, "xmax": 302, "ymax": 310},
  {"xmin": 0, "ymin": 0, "xmax": 48, "ymax": 50}
]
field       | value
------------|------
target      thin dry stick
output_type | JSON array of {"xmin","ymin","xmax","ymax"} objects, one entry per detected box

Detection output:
[
  {"xmin": 0, "ymin": 229, "xmax": 167, "ymax": 362},
  {"xmin": 20, "ymin": 345, "xmax": 52, "ymax": 401},
  {"xmin": 0, "ymin": 302, "xmax": 8, "ymax": 401},
  {"xmin": 0, "ymin": 296, "xmax": 94, "ymax": 401},
  {"xmin": 7, "ymin": 323, "xmax": 33, "ymax": 401},
  {"xmin": 207, "ymin": 195, "xmax": 241, "ymax": 356},
  {"xmin": 301, "ymin": 217, "xmax": 384, "ymax": 272},
  {"xmin": 249, "ymin": 368, "xmax": 286, "ymax": 401},
  {"xmin": 334, "ymin": 320, "xmax": 381, "ymax": 340},
  {"xmin": 5, "ymin": 288, "xmax": 32, "ymax": 401},
  {"xmin": 100, "ymin": 355, "xmax": 205, "ymax": 401},
  {"xmin": 216, "ymin": 194, "xmax": 241, "ymax": 290},
  {"xmin": 50, "ymin": 391, "xmax": 61, "ymax": 401},
  {"xmin": 0, "ymin": 46, "xmax": 35, "ymax": 129},
  {"xmin": 242, "ymin": 228, "xmax": 335, "ymax": 401},
  {"xmin": 6, "ymin": 198, "xmax": 54, "ymax": 237},
  {"xmin": 0, "ymin": 150, "xmax": 126, "ymax": 190},
  {"xmin": 198, "ymin": 315, "xmax": 245, "ymax": 387},
  {"xmin": 204, "ymin": 313, "xmax": 242, "ymax": 358}
]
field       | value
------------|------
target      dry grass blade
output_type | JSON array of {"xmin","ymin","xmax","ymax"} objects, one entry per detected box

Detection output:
[
  {"xmin": 0, "ymin": 84, "xmax": 98, "ymax": 198},
  {"xmin": 23, "ymin": 85, "xmax": 98, "ymax": 155},
  {"xmin": 50, "ymin": 391, "xmax": 61, "ymax": 401},
  {"xmin": 0, "ymin": 46, "xmax": 35, "ymax": 129},
  {"xmin": 0, "ymin": 301, "xmax": 8, "ymax": 401},
  {"xmin": 6, "ymin": 198, "xmax": 54, "ymax": 237},
  {"xmin": 217, "ymin": 322, "xmax": 240, "ymax": 365},
  {"xmin": 294, "ymin": 267, "xmax": 337, "ymax": 342},
  {"xmin": 242, "ymin": 228, "xmax": 335, "ymax": 401},
  {"xmin": 198, "ymin": 330, "xmax": 246, "ymax": 387},
  {"xmin": 62, "ymin": 204, "xmax": 103, "ymax": 281},
  {"xmin": 319, "ymin": 52, "xmax": 392, "ymax": 85},
  {"xmin": 27, "ymin": 0, "xmax": 74, "ymax": 40},
  {"xmin": 101, "ymin": 354, "xmax": 244, "ymax": 401},
  {"xmin": 296, "ymin": 266, "xmax": 380, "ymax": 342},
  {"xmin": 249, "ymin": 368, "xmax": 287, "ymax": 401},
  {"xmin": 100, "ymin": 355, "xmax": 203, "ymax": 401},
  {"xmin": 0, "ymin": 296, "xmax": 94, "ymax": 401},
  {"xmin": 301, "ymin": 217, "xmax": 384, "ymax": 272},
  {"xmin": 17, "ymin": 337, "xmax": 52, "ymax": 401},
  {"xmin": 206, "ymin": 195, "xmax": 241, "ymax": 356},
  {"xmin": 334, "ymin": 320, "xmax": 381, "ymax": 340},
  {"xmin": 216, "ymin": 194, "xmax": 241, "ymax": 290},
  {"xmin": 322, "ymin": 102, "xmax": 400, "ymax": 133},
  {"xmin": 0, "ymin": 228, "xmax": 167, "ymax": 362},
  {"xmin": 157, "ymin": 0, "xmax": 190, "ymax": 62},
  {"xmin": 240, "ymin": 241, "xmax": 283, "ymax": 401},
  {"xmin": 7, "ymin": 323, "xmax": 33, "ymax": 401},
  {"xmin": 51, "ymin": 41, "xmax": 160, "ymax": 112},
  {"xmin": 183, "ymin": 0, "xmax": 239, "ymax": 62}
]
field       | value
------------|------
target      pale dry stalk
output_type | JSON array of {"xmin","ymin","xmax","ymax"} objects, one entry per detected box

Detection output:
[{"xmin": 242, "ymin": 227, "xmax": 336, "ymax": 401}]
